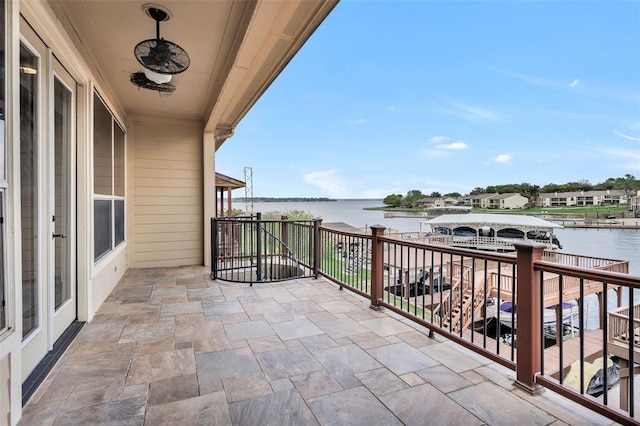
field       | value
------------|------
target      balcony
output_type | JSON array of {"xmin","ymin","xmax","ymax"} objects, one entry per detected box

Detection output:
[
  {"xmin": 20, "ymin": 216, "xmax": 640, "ymax": 425},
  {"xmin": 21, "ymin": 267, "xmax": 611, "ymax": 425}
]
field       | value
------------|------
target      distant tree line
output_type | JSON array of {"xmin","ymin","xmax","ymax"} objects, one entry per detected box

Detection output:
[
  {"xmin": 383, "ymin": 174, "xmax": 640, "ymax": 208},
  {"xmin": 383, "ymin": 190, "xmax": 462, "ymax": 208},
  {"xmin": 236, "ymin": 197, "xmax": 336, "ymax": 202}
]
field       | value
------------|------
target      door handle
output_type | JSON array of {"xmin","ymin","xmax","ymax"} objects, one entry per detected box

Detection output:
[{"xmin": 52, "ymin": 233, "xmax": 66, "ymax": 239}]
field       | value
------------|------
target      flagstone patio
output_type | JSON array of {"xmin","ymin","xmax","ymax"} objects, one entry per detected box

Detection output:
[{"xmin": 19, "ymin": 266, "xmax": 613, "ymax": 425}]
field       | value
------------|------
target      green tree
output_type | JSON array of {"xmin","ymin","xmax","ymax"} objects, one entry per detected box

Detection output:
[
  {"xmin": 520, "ymin": 183, "xmax": 540, "ymax": 203},
  {"xmin": 430, "ymin": 191, "xmax": 442, "ymax": 197},
  {"xmin": 616, "ymin": 174, "xmax": 640, "ymax": 199},
  {"xmin": 469, "ymin": 187, "xmax": 486, "ymax": 195},
  {"xmin": 403, "ymin": 190, "xmax": 424, "ymax": 207},
  {"xmin": 283, "ymin": 210, "xmax": 314, "ymax": 220},
  {"xmin": 564, "ymin": 180, "xmax": 592, "ymax": 192},
  {"xmin": 383, "ymin": 194, "xmax": 404, "ymax": 207},
  {"xmin": 540, "ymin": 183, "xmax": 562, "ymax": 193},
  {"xmin": 262, "ymin": 210, "xmax": 313, "ymax": 220},
  {"xmin": 230, "ymin": 208, "xmax": 245, "ymax": 217},
  {"xmin": 444, "ymin": 192, "xmax": 461, "ymax": 198},
  {"xmin": 594, "ymin": 177, "xmax": 616, "ymax": 190}
]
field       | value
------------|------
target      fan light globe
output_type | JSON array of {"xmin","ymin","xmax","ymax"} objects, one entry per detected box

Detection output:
[{"xmin": 144, "ymin": 68, "xmax": 172, "ymax": 84}]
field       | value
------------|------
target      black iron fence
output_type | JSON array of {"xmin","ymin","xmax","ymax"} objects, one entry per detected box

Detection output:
[{"xmin": 210, "ymin": 214, "xmax": 318, "ymax": 285}]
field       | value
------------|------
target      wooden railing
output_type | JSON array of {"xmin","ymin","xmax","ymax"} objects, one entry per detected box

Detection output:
[
  {"xmin": 609, "ymin": 304, "xmax": 640, "ymax": 364},
  {"xmin": 212, "ymin": 216, "xmax": 640, "ymax": 424}
]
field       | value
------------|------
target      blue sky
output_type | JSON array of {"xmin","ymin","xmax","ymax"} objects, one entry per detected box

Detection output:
[{"xmin": 216, "ymin": 0, "xmax": 640, "ymax": 199}]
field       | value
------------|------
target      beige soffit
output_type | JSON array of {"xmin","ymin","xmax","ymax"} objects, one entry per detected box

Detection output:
[{"xmin": 45, "ymin": 0, "xmax": 339, "ymax": 147}]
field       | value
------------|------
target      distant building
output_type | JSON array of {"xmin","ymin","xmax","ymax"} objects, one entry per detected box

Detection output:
[
  {"xmin": 416, "ymin": 196, "xmax": 460, "ymax": 208},
  {"xmin": 463, "ymin": 193, "xmax": 496, "ymax": 208},
  {"xmin": 486, "ymin": 193, "xmax": 529, "ymax": 209},
  {"xmin": 537, "ymin": 190, "xmax": 628, "ymax": 207},
  {"xmin": 463, "ymin": 193, "xmax": 528, "ymax": 209},
  {"xmin": 630, "ymin": 193, "xmax": 640, "ymax": 217}
]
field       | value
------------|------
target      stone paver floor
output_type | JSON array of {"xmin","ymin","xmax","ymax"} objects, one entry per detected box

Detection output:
[{"xmin": 20, "ymin": 267, "xmax": 614, "ymax": 425}]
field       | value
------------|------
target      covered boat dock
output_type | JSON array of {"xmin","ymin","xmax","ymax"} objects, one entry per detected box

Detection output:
[{"xmin": 424, "ymin": 213, "xmax": 564, "ymax": 252}]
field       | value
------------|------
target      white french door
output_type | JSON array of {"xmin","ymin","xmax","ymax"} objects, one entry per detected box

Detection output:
[
  {"xmin": 51, "ymin": 58, "xmax": 76, "ymax": 342},
  {"xmin": 20, "ymin": 18, "xmax": 77, "ymax": 378}
]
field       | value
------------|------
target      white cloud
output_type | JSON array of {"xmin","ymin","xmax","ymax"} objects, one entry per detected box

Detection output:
[
  {"xmin": 421, "ymin": 149, "xmax": 448, "ymax": 158},
  {"xmin": 428, "ymin": 136, "xmax": 449, "ymax": 144},
  {"xmin": 423, "ymin": 136, "xmax": 469, "ymax": 158},
  {"xmin": 613, "ymin": 130, "xmax": 640, "ymax": 142},
  {"xmin": 346, "ymin": 118, "xmax": 367, "ymax": 125},
  {"xmin": 303, "ymin": 170, "xmax": 350, "ymax": 197},
  {"xmin": 492, "ymin": 154, "xmax": 513, "ymax": 164},
  {"xmin": 492, "ymin": 68, "xmax": 557, "ymax": 88},
  {"xmin": 437, "ymin": 142, "xmax": 469, "ymax": 150},
  {"xmin": 444, "ymin": 100, "xmax": 506, "ymax": 124},
  {"xmin": 592, "ymin": 147, "xmax": 640, "ymax": 170},
  {"xmin": 494, "ymin": 69, "xmax": 639, "ymax": 105}
]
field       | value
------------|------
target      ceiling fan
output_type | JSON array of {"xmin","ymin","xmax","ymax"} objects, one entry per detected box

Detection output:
[
  {"xmin": 130, "ymin": 5, "xmax": 190, "ymax": 93},
  {"xmin": 129, "ymin": 71, "xmax": 176, "ymax": 94}
]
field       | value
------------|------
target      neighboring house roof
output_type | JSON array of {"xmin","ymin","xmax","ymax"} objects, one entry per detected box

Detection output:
[
  {"xmin": 322, "ymin": 222, "xmax": 367, "ymax": 233},
  {"xmin": 469, "ymin": 193, "xmax": 497, "ymax": 200},
  {"xmin": 489, "ymin": 193, "xmax": 525, "ymax": 200},
  {"xmin": 215, "ymin": 172, "xmax": 245, "ymax": 190}
]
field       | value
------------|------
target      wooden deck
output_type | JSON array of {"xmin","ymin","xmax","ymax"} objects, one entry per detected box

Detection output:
[
  {"xmin": 460, "ymin": 328, "xmax": 606, "ymax": 377},
  {"xmin": 543, "ymin": 329, "xmax": 606, "ymax": 375}
]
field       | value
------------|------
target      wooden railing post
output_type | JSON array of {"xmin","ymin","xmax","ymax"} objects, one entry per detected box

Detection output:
[
  {"xmin": 514, "ymin": 240, "xmax": 546, "ymax": 395},
  {"xmin": 370, "ymin": 225, "xmax": 386, "ymax": 310}
]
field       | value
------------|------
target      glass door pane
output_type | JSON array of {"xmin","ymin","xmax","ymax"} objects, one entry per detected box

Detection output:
[
  {"xmin": 20, "ymin": 42, "xmax": 39, "ymax": 338},
  {"xmin": 0, "ymin": 195, "xmax": 5, "ymax": 331},
  {"xmin": 53, "ymin": 78, "xmax": 71, "ymax": 309}
]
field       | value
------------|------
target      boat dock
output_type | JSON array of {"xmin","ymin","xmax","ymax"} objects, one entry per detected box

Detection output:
[
  {"xmin": 555, "ymin": 218, "xmax": 640, "ymax": 229},
  {"xmin": 461, "ymin": 327, "xmax": 606, "ymax": 376}
]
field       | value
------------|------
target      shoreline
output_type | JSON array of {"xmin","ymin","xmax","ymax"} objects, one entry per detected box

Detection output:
[
  {"xmin": 553, "ymin": 218, "xmax": 640, "ymax": 230},
  {"xmin": 382, "ymin": 212, "xmax": 640, "ymax": 230}
]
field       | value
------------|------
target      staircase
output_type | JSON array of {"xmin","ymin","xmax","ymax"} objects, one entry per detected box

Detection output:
[{"xmin": 441, "ymin": 268, "xmax": 486, "ymax": 333}]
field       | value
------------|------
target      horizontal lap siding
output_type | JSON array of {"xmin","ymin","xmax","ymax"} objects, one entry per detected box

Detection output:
[{"xmin": 131, "ymin": 119, "xmax": 203, "ymax": 268}]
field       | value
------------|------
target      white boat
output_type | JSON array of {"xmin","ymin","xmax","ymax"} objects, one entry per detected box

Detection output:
[{"xmin": 496, "ymin": 300, "xmax": 578, "ymax": 330}]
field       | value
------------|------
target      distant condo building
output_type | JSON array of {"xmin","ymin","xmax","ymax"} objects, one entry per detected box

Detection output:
[
  {"xmin": 462, "ymin": 193, "xmax": 529, "ymax": 210},
  {"xmin": 536, "ymin": 189, "xmax": 629, "ymax": 207}
]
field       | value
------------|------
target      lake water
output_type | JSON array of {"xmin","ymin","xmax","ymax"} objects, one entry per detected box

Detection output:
[{"xmin": 233, "ymin": 199, "xmax": 640, "ymax": 275}]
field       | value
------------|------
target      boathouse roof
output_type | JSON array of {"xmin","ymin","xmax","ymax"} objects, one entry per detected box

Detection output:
[{"xmin": 425, "ymin": 213, "xmax": 563, "ymax": 229}]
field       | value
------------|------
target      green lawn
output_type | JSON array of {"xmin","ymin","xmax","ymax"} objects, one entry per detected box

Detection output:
[
  {"xmin": 477, "ymin": 205, "xmax": 628, "ymax": 215},
  {"xmin": 367, "ymin": 204, "xmax": 629, "ymax": 216}
]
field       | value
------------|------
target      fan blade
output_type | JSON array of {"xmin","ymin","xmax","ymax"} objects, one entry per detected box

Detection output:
[
  {"xmin": 171, "ymin": 59, "xmax": 186, "ymax": 69},
  {"xmin": 141, "ymin": 54, "xmax": 170, "ymax": 72}
]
